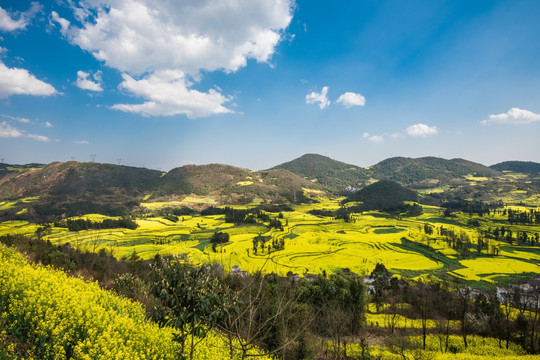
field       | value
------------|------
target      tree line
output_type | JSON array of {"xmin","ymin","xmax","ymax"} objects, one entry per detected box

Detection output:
[{"xmin": 64, "ymin": 217, "xmax": 138, "ymax": 231}]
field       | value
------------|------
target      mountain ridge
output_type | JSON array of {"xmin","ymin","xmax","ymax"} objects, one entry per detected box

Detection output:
[{"xmin": 1, "ymin": 155, "xmax": 538, "ymax": 221}]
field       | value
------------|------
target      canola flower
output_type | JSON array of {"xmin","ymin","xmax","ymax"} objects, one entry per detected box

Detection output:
[{"xmin": 0, "ymin": 245, "xmax": 274, "ymax": 360}]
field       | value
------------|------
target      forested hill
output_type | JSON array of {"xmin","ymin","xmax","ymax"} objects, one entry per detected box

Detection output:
[
  {"xmin": 270, "ymin": 153, "xmax": 369, "ymax": 191},
  {"xmin": 368, "ymin": 156, "xmax": 500, "ymax": 185},
  {"xmin": 0, "ymin": 161, "xmax": 321, "ymax": 220},
  {"xmin": 271, "ymin": 154, "xmax": 502, "ymax": 190},
  {"xmin": 157, "ymin": 163, "xmax": 322, "ymax": 202},
  {"xmin": 0, "ymin": 161, "xmax": 162, "ymax": 201},
  {"xmin": 1, "ymin": 154, "xmax": 538, "ymax": 221},
  {"xmin": 342, "ymin": 179, "xmax": 418, "ymax": 210},
  {"xmin": 490, "ymin": 161, "xmax": 540, "ymax": 174}
]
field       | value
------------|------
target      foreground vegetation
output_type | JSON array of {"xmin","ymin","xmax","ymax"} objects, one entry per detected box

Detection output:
[
  {"xmin": 0, "ymin": 244, "xmax": 275, "ymax": 360},
  {"xmin": 1, "ymin": 235, "xmax": 539, "ymax": 360}
]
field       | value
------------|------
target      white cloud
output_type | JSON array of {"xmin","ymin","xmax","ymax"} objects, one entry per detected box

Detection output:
[
  {"xmin": 406, "ymin": 123, "xmax": 438, "ymax": 137},
  {"xmin": 0, "ymin": 121, "xmax": 23, "ymax": 138},
  {"xmin": 27, "ymin": 133, "xmax": 50, "ymax": 142},
  {"xmin": 305, "ymin": 86, "xmax": 330, "ymax": 109},
  {"xmin": 0, "ymin": 2, "xmax": 42, "ymax": 32},
  {"xmin": 54, "ymin": 0, "xmax": 293, "ymax": 118},
  {"xmin": 45, "ymin": 121, "xmax": 53, "ymax": 127},
  {"xmin": 368, "ymin": 135, "xmax": 383, "ymax": 143},
  {"xmin": 73, "ymin": 140, "xmax": 89, "ymax": 144},
  {"xmin": 481, "ymin": 107, "xmax": 540, "ymax": 125},
  {"xmin": 111, "ymin": 71, "xmax": 233, "ymax": 118},
  {"xmin": 336, "ymin": 92, "xmax": 366, "ymax": 108},
  {"xmin": 75, "ymin": 70, "xmax": 103, "ymax": 92},
  {"xmin": 1, "ymin": 114, "xmax": 31, "ymax": 123},
  {"xmin": 0, "ymin": 121, "xmax": 49, "ymax": 142},
  {"xmin": 361, "ymin": 132, "xmax": 383, "ymax": 142},
  {"xmin": 0, "ymin": 61, "xmax": 58, "ymax": 98},
  {"xmin": 391, "ymin": 132, "xmax": 405, "ymax": 140},
  {"xmin": 50, "ymin": 11, "xmax": 69, "ymax": 36},
  {"xmin": 59, "ymin": 0, "xmax": 293, "ymax": 75}
]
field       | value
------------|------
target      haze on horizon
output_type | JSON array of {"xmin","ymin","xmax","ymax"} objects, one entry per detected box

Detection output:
[{"xmin": 0, "ymin": 0, "xmax": 539, "ymax": 171}]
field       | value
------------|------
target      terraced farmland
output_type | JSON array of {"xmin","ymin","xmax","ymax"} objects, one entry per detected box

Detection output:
[{"xmin": 2, "ymin": 197, "xmax": 538, "ymax": 287}]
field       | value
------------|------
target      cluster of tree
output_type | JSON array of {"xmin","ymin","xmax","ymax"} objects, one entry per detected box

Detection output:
[
  {"xmin": 369, "ymin": 263, "xmax": 540, "ymax": 355},
  {"xmin": 442, "ymin": 199, "xmax": 504, "ymax": 217},
  {"xmin": 210, "ymin": 231, "xmax": 230, "ymax": 252},
  {"xmin": 308, "ymin": 207, "xmax": 354, "ymax": 222},
  {"xmin": 309, "ymin": 203, "xmax": 422, "ymax": 223},
  {"xmin": 268, "ymin": 218, "xmax": 284, "ymax": 230},
  {"xmin": 307, "ymin": 209, "xmax": 335, "ymax": 217},
  {"xmin": 508, "ymin": 208, "xmax": 540, "ymax": 225},
  {"xmin": 65, "ymin": 217, "xmax": 138, "ymax": 231},
  {"xmin": 149, "ymin": 256, "xmax": 368, "ymax": 360},
  {"xmin": 33, "ymin": 201, "xmax": 127, "ymax": 221},
  {"xmin": 161, "ymin": 206, "xmax": 197, "ymax": 216},
  {"xmin": 488, "ymin": 226, "xmax": 539, "ymax": 246},
  {"xmin": 255, "ymin": 204, "xmax": 294, "ymax": 213},
  {"xmin": 201, "ymin": 206, "xmax": 266, "ymax": 225}
]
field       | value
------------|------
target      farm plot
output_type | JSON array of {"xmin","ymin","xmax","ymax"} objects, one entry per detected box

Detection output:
[{"xmin": 1, "ymin": 199, "xmax": 539, "ymax": 284}]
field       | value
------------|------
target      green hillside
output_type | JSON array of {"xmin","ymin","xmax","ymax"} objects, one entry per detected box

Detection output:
[
  {"xmin": 343, "ymin": 179, "xmax": 418, "ymax": 210},
  {"xmin": 271, "ymin": 153, "xmax": 369, "ymax": 191},
  {"xmin": 370, "ymin": 156, "xmax": 499, "ymax": 185},
  {"xmin": 490, "ymin": 161, "xmax": 540, "ymax": 174},
  {"xmin": 157, "ymin": 164, "xmax": 320, "ymax": 203}
]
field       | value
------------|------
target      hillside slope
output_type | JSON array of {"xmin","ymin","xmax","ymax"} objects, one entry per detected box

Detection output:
[
  {"xmin": 158, "ymin": 164, "xmax": 322, "ymax": 203},
  {"xmin": 271, "ymin": 153, "xmax": 369, "ymax": 191},
  {"xmin": 343, "ymin": 179, "xmax": 418, "ymax": 210},
  {"xmin": 490, "ymin": 161, "xmax": 540, "ymax": 174},
  {"xmin": 369, "ymin": 156, "xmax": 499, "ymax": 186}
]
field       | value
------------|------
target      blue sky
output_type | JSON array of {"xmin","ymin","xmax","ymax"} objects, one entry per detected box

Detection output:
[{"xmin": 0, "ymin": 0, "xmax": 539, "ymax": 171}]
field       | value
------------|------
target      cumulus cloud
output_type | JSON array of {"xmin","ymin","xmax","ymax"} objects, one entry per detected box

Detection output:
[
  {"xmin": 362, "ymin": 132, "xmax": 383, "ymax": 142},
  {"xmin": 368, "ymin": 135, "xmax": 383, "ymax": 142},
  {"xmin": 53, "ymin": 0, "xmax": 293, "ymax": 117},
  {"xmin": 111, "ymin": 71, "xmax": 233, "ymax": 118},
  {"xmin": 406, "ymin": 123, "xmax": 438, "ymax": 137},
  {"xmin": 336, "ymin": 92, "xmax": 365, "ymax": 108},
  {"xmin": 0, "ymin": 121, "xmax": 23, "ymax": 138},
  {"xmin": 0, "ymin": 121, "xmax": 49, "ymax": 141},
  {"xmin": 0, "ymin": 2, "xmax": 42, "ymax": 32},
  {"xmin": 0, "ymin": 61, "xmax": 58, "ymax": 98},
  {"xmin": 305, "ymin": 86, "xmax": 330, "ymax": 109},
  {"xmin": 45, "ymin": 121, "xmax": 53, "ymax": 127},
  {"xmin": 391, "ymin": 132, "xmax": 405, "ymax": 140},
  {"xmin": 481, "ymin": 107, "xmax": 540, "ymax": 125},
  {"xmin": 75, "ymin": 70, "xmax": 103, "ymax": 92},
  {"xmin": 73, "ymin": 140, "xmax": 89, "ymax": 144}
]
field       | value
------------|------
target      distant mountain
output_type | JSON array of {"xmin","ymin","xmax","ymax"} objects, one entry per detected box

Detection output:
[
  {"xmin": 369, "ymin": 156, "xmax": 499, "ymax": 186},
  {"xmin": 342, "ymin": 180, "xmax": 418, "ymax": 210},
  {"xmin": 1, "ymin": 154, "xmax": 537, "ymax": 221},
  {"xmin": 0, "ymin": 161, "xmax": 162, "ymax": 200},
  {"xmin": 0, "ymin": 162, "xmax": 163, "ymax": 219},
  {"xmin": 158, "ymin": 164, "xmax": 320, "ymax": 203},
  {"xmin": 490, "ymin": 161, "xmax": 540, "ymax": 174},
  {"xmin": 270, "ymin": 153, "xmax": 369, "ymax": 191},
  {"xmin": 0, "ymin": 161, "xmax": 321, "ymax": 221}
]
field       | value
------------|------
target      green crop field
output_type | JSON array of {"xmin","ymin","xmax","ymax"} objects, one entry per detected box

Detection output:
[{"xmin": 1, "ymin": 196, "xmax": 538, "ymax": 287}]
